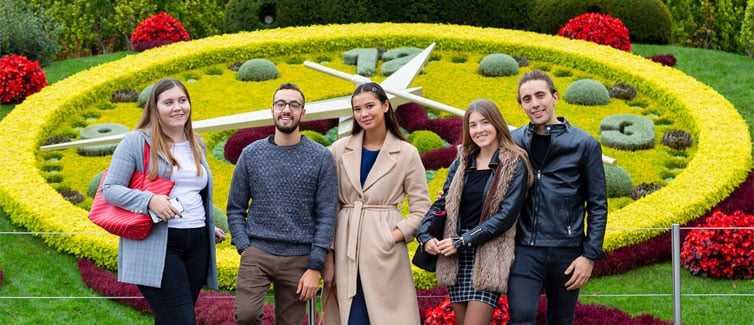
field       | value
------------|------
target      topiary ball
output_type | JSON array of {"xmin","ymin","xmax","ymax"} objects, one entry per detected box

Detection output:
[
  {"xmin": 477, "ymin": 53, "xmax": 519, "ymax": 77},
  {"xmin": 236, "ymin": 58, "xmax": 279, "ymax": 81},
  {"xmin": 213, "ymin": 205, "xmax": 229, "ymax": 232},
  {"xmin": 301, "ymin": 130, "xmax": 330, "ymax": 147},
  {"xmin": 407, "ymin": 130, "xmax": 445, "ymax": 155},
  {"xmin": 87, "ymin": 171, "xmax": 105, "ymax": 198},
  {"xmin": 564, "ymin": 79, "xmax": 611, "ymax": 105},
  {"xmin": 137, "ymin": 84, "xmax": 154, "ymax": 108},
  {"xmin": 604, "ymin": 164, "xmax": 632, "ymax": 198}
]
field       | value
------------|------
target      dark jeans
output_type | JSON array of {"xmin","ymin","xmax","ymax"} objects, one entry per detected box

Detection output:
[
  {"xmin": 138, "ymin": 227, "xmax": 209, "ymax": 325},
  {"xmin": 348, "ymin": 272, "xmax": 369, "ymax": 325},
  {"xmin": 507, "ymin": 245, "xmax": 582, "ymax": 325}
]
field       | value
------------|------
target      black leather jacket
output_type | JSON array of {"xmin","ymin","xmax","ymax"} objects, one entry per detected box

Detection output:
[
  {"xmin": 511, "ymin": 118, "xmax": 608, "ymax": 261},
  {"xmin": 416, "ymin": 149, "xmax": 528, "ymax": 250}
]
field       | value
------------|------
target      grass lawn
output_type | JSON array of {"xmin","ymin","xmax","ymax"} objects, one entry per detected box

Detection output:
[{"xmin": 1, "ymin": 43, "xmax": 753, "ymax": 324}]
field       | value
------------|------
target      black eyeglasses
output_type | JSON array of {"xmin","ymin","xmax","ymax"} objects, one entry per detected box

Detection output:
[{"xmin": 273, "ymin": 100, "xmax": 302, "ymax": 111}]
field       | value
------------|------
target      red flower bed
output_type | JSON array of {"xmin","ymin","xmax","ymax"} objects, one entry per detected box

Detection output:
[
  {"xmin": 397, "ymin": 102, "xmax": 430, "ymax": 132},
  {"xmin": 0, "ymin": 54, "xmax": 47, "ymax": 104},
  {"xmin": 558, "ymin": 13, "xmax": 631, "ymax": 52},
  {"xmin": 594, "ymin": 169, "xmax": 754, "ymax": 277},
  {"xmin": 131, "ymin": 12, "xmax": 190, "ymax": 52},
  {"xmin": 421, "ymin": 293, "xmax": 669, "ymax": 325},
  {"xmin": 681, "ymin": 210, "xmax": 754, "ymax": 279}
]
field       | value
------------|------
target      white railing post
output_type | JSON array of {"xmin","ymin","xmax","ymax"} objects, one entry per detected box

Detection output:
[{"xmin": 671, "ymin": 224, "xmax": 682, "ymax": 325}]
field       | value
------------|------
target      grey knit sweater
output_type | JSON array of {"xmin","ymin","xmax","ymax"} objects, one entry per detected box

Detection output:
[{"xmin": 227, "ymin": 135, "xmax": 338, "ymax": 271}]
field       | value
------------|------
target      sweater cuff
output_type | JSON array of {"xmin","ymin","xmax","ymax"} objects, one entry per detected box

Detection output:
[{"xmin": 307, "ymin": 246, "xmax": 327, "ymax": 271}]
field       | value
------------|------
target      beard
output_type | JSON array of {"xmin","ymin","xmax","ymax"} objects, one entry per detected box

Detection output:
[{"xmin": 274, "ymin": 116, "xmax": 300, "ymax": 134}]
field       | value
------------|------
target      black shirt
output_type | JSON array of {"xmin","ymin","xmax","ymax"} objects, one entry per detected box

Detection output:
[{"xmin": 459, "ymin": 169, "xmax": 492, "ymax": 230}]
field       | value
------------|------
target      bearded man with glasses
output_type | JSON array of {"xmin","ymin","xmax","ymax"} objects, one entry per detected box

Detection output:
[{"xmin": 227, "ymin": 83, "xmax": 338, "ymax": 325}]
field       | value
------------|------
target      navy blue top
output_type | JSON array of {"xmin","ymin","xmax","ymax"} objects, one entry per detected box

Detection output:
[{"xmin": 360, "ymin": 147, "xmax": 380, "ymax": 187}]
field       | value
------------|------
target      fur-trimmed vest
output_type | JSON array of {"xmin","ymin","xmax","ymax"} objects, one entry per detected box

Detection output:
[{"xmin": 435, "ymin": 146, "xmax": 520, "ymax": 293}]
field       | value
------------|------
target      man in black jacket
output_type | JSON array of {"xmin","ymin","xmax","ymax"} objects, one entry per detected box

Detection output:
[{"xmin": 508, "ymin": 70, "xmax": 608, "ymax": 325}]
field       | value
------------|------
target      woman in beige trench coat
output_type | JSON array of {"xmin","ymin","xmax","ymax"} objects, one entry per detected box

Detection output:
[{"xmin": 323, "ymin": 82, "xmax": 430, "ymax": 324}]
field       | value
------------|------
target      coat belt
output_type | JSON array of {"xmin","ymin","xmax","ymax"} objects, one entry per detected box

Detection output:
[{"xmin": 341, "ymin": 201, "xmax": 396, "ymax": 298}]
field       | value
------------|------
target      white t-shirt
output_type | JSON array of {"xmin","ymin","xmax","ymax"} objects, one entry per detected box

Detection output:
[{"xmin": 168, "ymin": 141, "xmax": 208, "ymax": 229}]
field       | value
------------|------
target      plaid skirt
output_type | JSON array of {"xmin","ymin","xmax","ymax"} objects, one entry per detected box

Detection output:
[{"xmin": 448, "ymin": 246, "xmax": 500, "ymax": 307}]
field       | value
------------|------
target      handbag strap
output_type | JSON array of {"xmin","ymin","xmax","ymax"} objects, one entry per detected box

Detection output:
[{"xmin": 142, "ymin": 141, "xmax": 151, "ymax": 173}]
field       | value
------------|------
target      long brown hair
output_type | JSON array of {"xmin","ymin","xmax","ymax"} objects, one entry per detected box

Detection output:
[
  {"xmin": 350, "ymin": 82, "xmax": 406, "ymax": 141},
  {"xmin": 462, "ymin": 99, "xmax": 533, "ymax": 187},
  {"xmin": 135, "ymin": 78, "xmax": 204, "ymax": 180}
]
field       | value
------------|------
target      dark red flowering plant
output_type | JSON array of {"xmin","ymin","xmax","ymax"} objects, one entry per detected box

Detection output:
[
  {"xmin": 423, "ymin": 295, "xmax": 510, "ymax": 324},
  {"xmin": 681, "ymin": 210, "xmax": 754, "ymax": 279},
  {"xmin": 558, "ymin": 13, "xmax": 631, "ymax": 52},
  {"xmin": 131, "ymin": 12, "xmax": 190, "ymax": 52},
  {"xmin": 0, "ymin": 54, "xmax": 47, "ymax": 104}
]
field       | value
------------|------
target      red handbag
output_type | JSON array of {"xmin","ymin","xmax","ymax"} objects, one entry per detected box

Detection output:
[{"xmin": 88, "ymin": 142, "xmax": 175, "ymax": 240}]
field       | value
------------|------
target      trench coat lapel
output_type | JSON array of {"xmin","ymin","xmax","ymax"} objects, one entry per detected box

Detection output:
[{"xmin": 341, "ymin": 133, "xmax": 365, "ymax": 193}]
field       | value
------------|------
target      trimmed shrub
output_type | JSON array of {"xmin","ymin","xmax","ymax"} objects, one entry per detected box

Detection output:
[
  {"xmin": 204, "ymin": 66, "xmax": 224, "ymax": 76},
  {"xmin": 630, "ymin": 182, "xmax": 662, "ymax": 200},
  {"xmin": 607, "ymin": 0, "xmax": 672, "ymax": 44},
  {"xmin": 396, "ymin": 102, "xmax": 430, "ymax": 132},
  {"xmin": 478, "ymin": 53, "xmax": 520, "ymax": 77},
  {"xmin": 0, "ymin": 54, "xmax": 47, "ymax": 104},
  {"xmin": 213, "ymin": 206, "xmax": 229, "ymax": 232},
  {"xmin": 563, "ymin": 79, "xmax": 610, "ymax": 105},
  {"xmin": 77, "ymin": 123, "xmax": 130, "ymax": 157},
  {"xmin": 558, "ymin": 12, "xmax": 631, "ymax": 52},
  {"xmin": 426, "ymin": 117, "xmax": 464, "ymax": 145},
  {"xmin": 513, "ymin": 56, "xmax": 530, "ymax": 67},
  {"xmin": 647, "ymin": 54, "xmax": 677, "ymax": 66},
  {"xmin": 300, "ymin": 130, "xmax": 330, "ymax": 147},
  {"xmin": 661, "ymin": 129, "xmax": 693, "ymax": 150},
  {"xmin": 87, "ymin": 171, "xmax": 105, "ymax": 198},
  {"xmin": 739, "ymin": 0, "xmax": 754, "ymax": 57},
  {"xmin": 421, "ymin": 146, "xmax": 457, "ymax": 170},
  {"xmin": 43, "ymin": 135, "xmax": 72, "ymax": 146},
  {"xmin": 224, "ymin": 126, "xmax": 275, "ymax": 164},
  {"xmin": 137, "ymin": 84, "xmax": 154, "ymax": 108},
  {"xmin": 131, "ymin": 12, "xmax": 190, "ymax": 52},
  {"xmin": 604, "ymin": 164, "xmax": 632, "ymax": 198},
  {"xmin": 682, "ymin": 210, "xmax": 754, "ymax": 279},
  {"xmin": 608, "ymin": 82, "xmax": 637, "ymax": 100},
  {"xmin": 0, "ymin": 0, "xmax": 61, "ymax": 63},
  {"xmin": 301, "ymin": 118, "xmax": 339, "ymax": 134},
  {"xmin": 236, "ymin": 58, "xmax": 279, "ymax": 81},
  {"xmin": 382, "ymin": 47, "xmax": 422, "ymax": 76},
  {"xmin": 531, "ymin": 0, "xmax": 600, "ymax": 35},
  {"xmin": 342, "ymin": 48, "xmax": 379, "ymax": 77},
  {"xmin": 110, "ymin": 88, "xmax": 138, "ymax": 103},
  {"xmin": 407, "ymin": 130, "xmax": 445, "ymax": 155},
  {"xmin": 223, "ymin": 0, "xmax": 270, "ymax": 33},
  {"xmin": 59, "ymin": 189, "xmax": 85, "ymax": 204},
  {"xmin": 600, "ymin": 114, "xmax": 655, "ymax": 150}
]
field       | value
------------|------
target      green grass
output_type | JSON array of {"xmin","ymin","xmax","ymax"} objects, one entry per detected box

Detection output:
[
  {"xmin": 0, "ymin": 210, "xmax": 151, "ymax": 324},
  {"xmin": 581, "ymin": 262, "xmax": 754, "ymax": 324},
  {"xmin": 1, "ymin": 44, "xmax": 753, "ymax": 324}
]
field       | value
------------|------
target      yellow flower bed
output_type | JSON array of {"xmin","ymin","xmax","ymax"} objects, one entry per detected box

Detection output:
[{"xmin": 0, "ymin": 23, "xmax": 750, "ymax": 290}]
